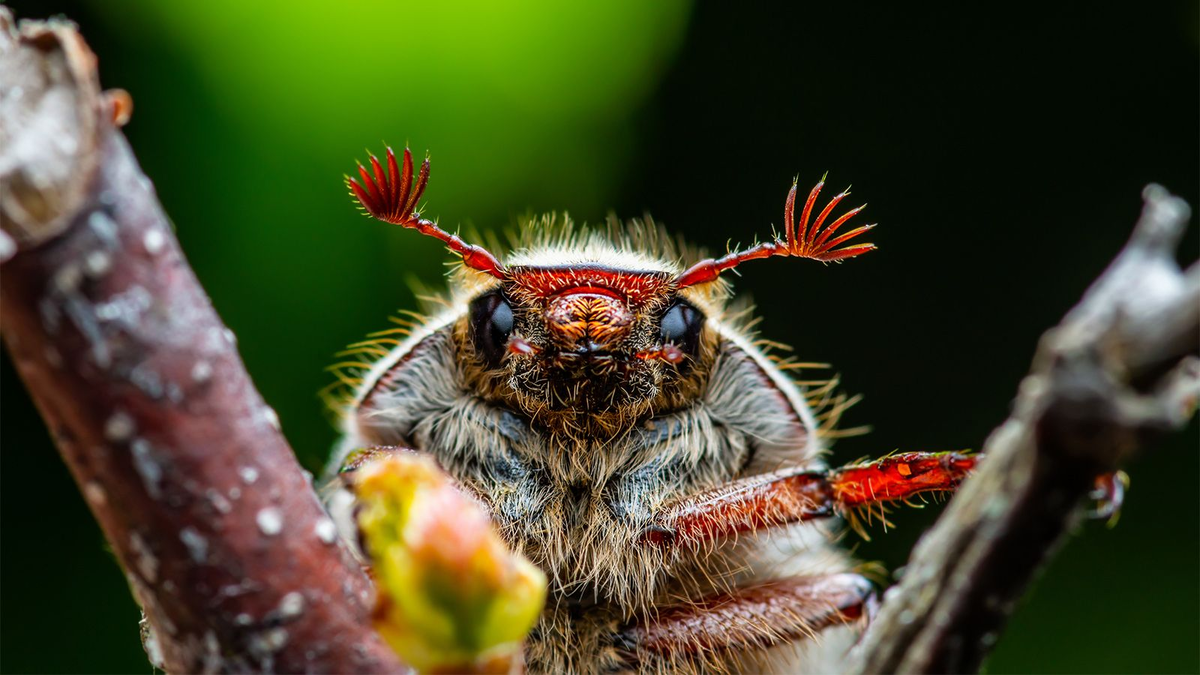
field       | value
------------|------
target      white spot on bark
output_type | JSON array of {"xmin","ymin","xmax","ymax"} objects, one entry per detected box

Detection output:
[
  {"xmin": 206, "ymin": 488, "xmax": 232, "ymax": 514},
  {"xmin": 201, "ymin": 631, "xmax": 222, "ymax": 672},
  {"xmin": 104, "ymin": 411, "xmax": 135, "ymax": 442},
  {"xmin": 38, "ymin": 297, "xmax": 61, "ymax": 334},
  {"xmin": 179, "ymin": 527, "xmax": 208, "ymax": 563},
  {"xmin": 249, "ymin": 627, "xmax": 289, "ymax": 666},
  {"xmin": 261, "ymin": 406, "xmax": 280, "ymax": 431},
  {"xmin": 223, "ymin": 327, "xmax": 237, "ymax": 345},
  {"xmin": 88, "ymin": 210, "xmax": 119, "ymax": 246},
  {"xmin": 206, "ymin": 327, "xmax": 225, "ymax": 350},
  {"xmin": 84, "ymin": 482, "xmax": 107, "ymax": 506},
  {"xmin": 229, "ymin": 486, "xmax": 242, "ymax": 500},
  {"xmin": 61, "ymin": 284, "xmax": 113, "ymax": 367},
  {"xmin": 143, "ymin": 229, "xmax": 165, "ymax": 255},
  {"xmin": 129, "ymin": 363, "xmax": 164, "ymax": 399},
  {"xmin": 326, "ymin": 489, "xmax": 358, "ymax": 554},
  {"xmin": 234, "ymin": 613, "xmax": 253, "ymax": 626},
  {"xmin": 191, "ymin": 360, "xmax": 213, "ymax": 383},
  {"xmin": 84, "ymin": 250, "xmax": 112, "ymax": 277},
  {"xmin": 315, "ymin": 517, "xmax": 337, "ymax": 544},
  {"xmin": 240, "ymin": 466, "xmax": 259, "ymax": 484},
  {"xmin": 278, "ymin": 591, "xmax": 305, "ymax": 620},
  {"xmin": 52, "ymin": 262, "xmax": 82, "ymax": 293},
  {"xmin": 131, "ymin": 439, "xmax": 164, "ymax": 498},
  {"xmin": 256, "ymin": 507, "xmax": 283, "ymax": 536},
  {"xmin": 141, "ymin": 619, "xmax": 165, "ymax": 669},
  {"xmin": 94, "ymin": 285, "xmax": 151, "ymax": 323},
  {"xmin": 130, "ymin": 532, "xmax": 159, "ymax": 583},
  {"xmin": 0, "ymin": 229, "xmax": 15, "ymax": 262}
]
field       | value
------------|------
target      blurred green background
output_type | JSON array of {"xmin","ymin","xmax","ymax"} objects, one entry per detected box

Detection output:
[{"xmin": 2, "ymin": 1, "xmax": 1197, "ymax": 672}]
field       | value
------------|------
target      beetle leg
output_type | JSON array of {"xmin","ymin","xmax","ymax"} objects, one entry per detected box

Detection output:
[
  {"xmin": 613, "ymin": 573, "xmax": 875, "ymax": 666},
  {"xmin": 640, "ymin": 451, "xmax": 978, "ymax": 548}
]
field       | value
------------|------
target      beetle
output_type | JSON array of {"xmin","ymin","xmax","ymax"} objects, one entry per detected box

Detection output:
[{"xmin": 322, "ymin": 145, "xmax": 984, "ymax": 673}]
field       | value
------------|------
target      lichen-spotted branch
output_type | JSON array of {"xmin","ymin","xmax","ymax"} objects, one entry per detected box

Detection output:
[{"xmin": 0, "ymin": 11, "xmax": 404, "ymax": 673}]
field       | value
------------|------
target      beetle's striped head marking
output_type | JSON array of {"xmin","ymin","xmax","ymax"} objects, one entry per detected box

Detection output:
[
  {"xmin": 506, "ymin": 264, "xmax": 673, "ymax": 357},
  {"xmin": 507, "ymin": 264, "xmax": 673, "ymax": 307}
]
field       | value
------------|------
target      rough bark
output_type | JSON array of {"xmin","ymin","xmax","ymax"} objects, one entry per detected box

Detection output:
[
  {"xmin": 0, "ymin": 11, "xmax": 404, "ymax": 673},
  {"xmin": 848, "ymin": 185, "xmax": 1199, "ymax": 673}
]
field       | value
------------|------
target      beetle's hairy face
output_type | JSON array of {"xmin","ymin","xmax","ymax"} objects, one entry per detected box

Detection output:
[{"xmin": 461, "ymin": 266, "xmax": 710, "ymax": 418}]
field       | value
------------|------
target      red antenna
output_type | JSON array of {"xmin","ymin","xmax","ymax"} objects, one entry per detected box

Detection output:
[
  {"xmin": 675, "ymin": 176, "xmax": 876, "ymax": 289},
  {"xmin": 346, "ymin": 146, "xmax": 506, "ymax": 279}
]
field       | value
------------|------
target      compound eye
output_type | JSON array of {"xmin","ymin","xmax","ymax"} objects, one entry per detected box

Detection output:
[
  {"xmin": 659, "ymin": 300, "xmax": 704, "ymax": 355},
  {"xmin": 470, "ymin": 292, "xmax": 513, "ymax": 366}
]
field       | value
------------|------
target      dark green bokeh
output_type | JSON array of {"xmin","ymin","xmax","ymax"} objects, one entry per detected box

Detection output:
[{"xmin": 2, "ymin": 2, "xmax": 1196, "ymax": 673}]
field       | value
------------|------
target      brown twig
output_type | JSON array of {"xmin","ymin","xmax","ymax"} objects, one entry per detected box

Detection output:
[
  {"xmin": 848, "ymin": 186, "xmax": 1199, "ymax": 674},
  {"xmin": 0, "ymin": 11, "xmax": 404, "ymax": 673}
]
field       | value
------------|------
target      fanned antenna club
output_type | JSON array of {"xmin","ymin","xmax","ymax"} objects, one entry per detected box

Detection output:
[
  {"xmin": 346, "ymin": 146, "xmax": 506, "ymax": 279},
  {"xmin": 675, "ymin": 176, "xmax": 876, "ymax": 289}
]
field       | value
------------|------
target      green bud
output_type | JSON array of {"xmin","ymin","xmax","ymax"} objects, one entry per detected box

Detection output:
[{"xmin": 353, "ymin": 453, "xmax": 546, "ymax": 673}]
